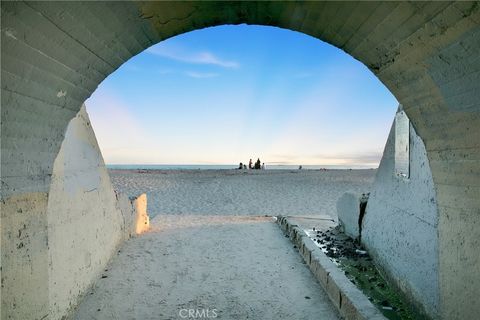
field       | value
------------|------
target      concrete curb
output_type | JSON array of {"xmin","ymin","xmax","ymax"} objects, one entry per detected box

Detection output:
[{"xmin": 277, "ymin": 216, "xmax": 387, "ymax": 320}]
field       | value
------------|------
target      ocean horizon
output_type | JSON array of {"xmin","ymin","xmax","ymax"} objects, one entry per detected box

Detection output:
[{"xmin": 106, "ymin": 164, "xmax": 377, "ymax": 170}]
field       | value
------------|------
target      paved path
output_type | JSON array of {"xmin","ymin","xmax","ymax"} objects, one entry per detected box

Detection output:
[{"xmin": 74, "ymin": 215, "xmax": 340, "ymax": 320}]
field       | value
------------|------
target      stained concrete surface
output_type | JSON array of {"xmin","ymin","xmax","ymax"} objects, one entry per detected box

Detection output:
[
  {"xmin": 363, "ymin": 114, "xmax": 439, "ymax": 317},
  {"xmin": 73, "ymin": 215, "xmax": 340, "ymax": 320}
]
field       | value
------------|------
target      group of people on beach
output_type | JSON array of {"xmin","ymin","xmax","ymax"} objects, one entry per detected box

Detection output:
[{"xmin": 238, "ymin": 158, "xmax": 265, "ymax": 170}]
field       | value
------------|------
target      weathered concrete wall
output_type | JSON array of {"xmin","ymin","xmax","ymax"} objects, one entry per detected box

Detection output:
[
  {"xmin": 1, "ymin": 193, "xmax": 50, "ymax": 320},
  {"xmin": 1, "ymin": 2, "xmax": 479, "ymax": 319},
  {"xmin": 363, "ymin": 115, "xmax": 439, "ymax": 318},
  {"xmin": 46, "ymin": 105, "xmax": 129, "ymax": 318},
  {"xmin": 1, "ymin": 105, "xmax": 149, "ymax": 319}
]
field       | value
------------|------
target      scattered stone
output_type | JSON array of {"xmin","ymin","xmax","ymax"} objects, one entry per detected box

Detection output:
[{"xmin": 304, "ymin": 222, "xmax": 417, "ymax": 319}]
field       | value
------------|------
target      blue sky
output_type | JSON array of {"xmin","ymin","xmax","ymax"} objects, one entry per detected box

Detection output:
[{"xmin": 86, "ymin": 25, "xmax": 398, "ymax": 167}]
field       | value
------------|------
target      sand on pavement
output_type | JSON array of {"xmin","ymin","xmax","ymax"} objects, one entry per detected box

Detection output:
[{"xmin": 73, "ymin": 215, "xmax": 340, "ymax": 320}]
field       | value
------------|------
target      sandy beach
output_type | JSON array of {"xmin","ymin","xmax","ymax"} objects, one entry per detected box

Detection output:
[
  {"xmin": 73, "ymin": 169, "xmax": 376, "ymax": 319},
  {"xmin": 109, "ymin": 169, "xmax": 376, "ymax": 220}
]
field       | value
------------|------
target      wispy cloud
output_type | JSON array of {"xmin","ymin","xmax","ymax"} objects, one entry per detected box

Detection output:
[
  {"xmin": 312, "ymin": 152, "xmax": 382, "ymax": 163},
  {"xmin": 147, "ymin": 44, "xmax": 239, "ymax": 69},
  {"xmin": 185, "ymin": 71, "xmax": 219, "ymax": 79},
  {"xmin": 267, "ymin": 151, "xmax": 382, "ymax": 166}
]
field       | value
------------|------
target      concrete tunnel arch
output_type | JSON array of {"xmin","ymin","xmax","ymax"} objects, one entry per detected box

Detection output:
[{"xmin": 1, "ymin": 1, "xmax": 479, "ymax": 319}]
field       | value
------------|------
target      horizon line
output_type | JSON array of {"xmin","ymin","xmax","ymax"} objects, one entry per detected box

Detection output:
[{"xmin": 105, "ymin": 163, "xmax": 379, "ymax": 168}]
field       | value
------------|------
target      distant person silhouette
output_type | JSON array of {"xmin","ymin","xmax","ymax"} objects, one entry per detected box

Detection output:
[
  {"xmin": 254, "ymin": 158, "xmax": 261, "ymax": 170},
  {"xmin": 238, "ymin": 162, "xmax": 243, "ymax": 169},
  {"xmin": 262, "ymin": 163, "xmax": 265, "ymax": 170},
  {"xmin": 249, "ymin": 159, "xmax": 253, "ymax": 169},
  {"xmin": 243, "ymin": 164, "xmax": 247, "ymax": 170}
]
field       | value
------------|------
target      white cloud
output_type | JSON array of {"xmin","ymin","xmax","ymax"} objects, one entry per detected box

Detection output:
[
  {"xmin": 185, "ymin": 71, "xmax": 219, "ymax": 79},
  {"xmin": 147, "ymin": 44, "xmax": 239, "ymax": 69}
]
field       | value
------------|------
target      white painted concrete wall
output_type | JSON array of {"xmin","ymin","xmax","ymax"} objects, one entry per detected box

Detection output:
[
  {"xmin": 46, "ymin": 105, "xmax": 144, "ymax": 318},
  {"xmin": 362, "ymin": 115, "xmax": 439, "ymax": 318},
  {"xmin": 134, "ymin": 193, "xmax": 150, "ymax": 235},
  {"xmin": 337, "ymin": 193, "xmax": 360, "ymax": 239}
]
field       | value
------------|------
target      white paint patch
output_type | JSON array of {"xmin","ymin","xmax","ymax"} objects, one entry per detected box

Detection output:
[
  {"xmin": 5, "ymin": 29, "xmax": 17, "ymax": 40},
  {"xmin": 60, "ymin": 107, "xmax": 101, "ymax": 195},
  {"xmin": 47, "ymin": 105, "xmax": 131, "ymax": 319},
  {"xmin": 57, "ymin": 90, "xmax": 67, "ymax": 98}
]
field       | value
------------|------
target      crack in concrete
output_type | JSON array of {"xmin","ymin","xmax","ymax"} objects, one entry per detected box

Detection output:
[{"xmin": 151, "ymin": 8, "xmax": 198, "ymax": 27}]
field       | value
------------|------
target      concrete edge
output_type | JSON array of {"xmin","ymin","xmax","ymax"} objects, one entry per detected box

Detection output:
[{"xmin": 276, "ymin": 216, "xmax": 387, "ymax": 320}]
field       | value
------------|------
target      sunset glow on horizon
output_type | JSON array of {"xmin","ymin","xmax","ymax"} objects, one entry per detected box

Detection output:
[{"xmin": 86, "ymin": 25, "xmax": 398, "ymax": 167}]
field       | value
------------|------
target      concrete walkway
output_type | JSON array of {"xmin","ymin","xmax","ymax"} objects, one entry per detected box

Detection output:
[{"xmin": 74, "ymin": 215, "xmax": 340, "ymax": 320}]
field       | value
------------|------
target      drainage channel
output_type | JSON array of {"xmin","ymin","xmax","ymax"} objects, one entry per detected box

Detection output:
[{"xmin": 305, "ymin": 226, "xmax": 422, "ymax": 320}]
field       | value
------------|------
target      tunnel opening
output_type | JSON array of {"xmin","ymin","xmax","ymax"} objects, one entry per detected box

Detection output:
[
  {"xmin": 2, "ymin": 2, "xmax": 479, "ymax": 320},
  {"xmin": 59, "ymin": 24, "xmax": 398, "ymax": 319},
  {"xmin": 83, "ymin": 24, "xmax": 396, "ymax": 221},
  {"xmin": 68, "ymin": 24, "xmax": 413, "ymax": 319}
]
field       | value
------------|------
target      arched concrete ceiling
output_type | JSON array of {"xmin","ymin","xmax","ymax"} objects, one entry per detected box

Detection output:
[{"xmin": 1, "ymin": 1, "xmax": 479, "ymax": 318}]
